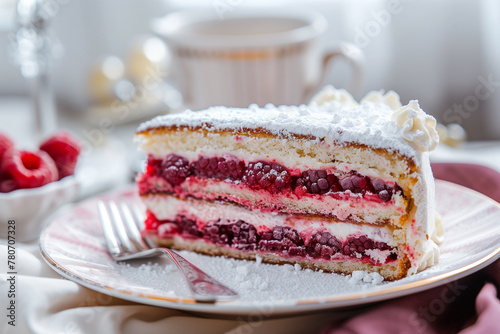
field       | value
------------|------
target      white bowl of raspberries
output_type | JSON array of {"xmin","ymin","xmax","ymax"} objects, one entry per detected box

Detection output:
[{"xmin": 0, "ymin": 131, "xmax": 81, "ymax": 242}]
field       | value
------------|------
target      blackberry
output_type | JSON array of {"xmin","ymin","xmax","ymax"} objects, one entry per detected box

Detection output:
[
  {"xmin": 201, "ymin": 220, "xmax": 259, "ymax": 250},
  {"xmin": 161, "ymin": 154, "xmax": 191, "ymax": 186},
  {"xmin": 295, "ymin": 170, "xmax": 342, "ymax": 194},
  {"xmin": 242, "ymin": 161, "xmax": 292, "ymax": 194},
  {"xmin": 258, "ymin": 226, "xmax": 305, "ymax": 255},
  {"xmin": 369, "ymin": 178, "xmax": 395, "ymax": 202},
  {"xmin": 177, "ymin": 216, "xmax": 201, "ymax": 237},
  {"xmin": 339, "ymin": 173, "xmax": 370, "ymax": 194},
  {"xmin": 192, "ymin": 156, "xmax": 245, "ymax": 181},
  {"xmin": 306, "ymin": 232, "xmax": 342, "ymax": 259},
  {"xmin": 342, "ymin": 235, "xmax": 392, "ymax": 257}
]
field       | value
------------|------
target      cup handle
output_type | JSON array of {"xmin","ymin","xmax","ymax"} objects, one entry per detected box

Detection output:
[{"xmin": 308, "ymin": 42, "xmax": 365, "ymax": 99}]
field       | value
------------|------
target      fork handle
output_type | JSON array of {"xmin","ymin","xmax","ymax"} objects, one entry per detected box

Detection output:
[{"xmin": 158, "ymin": 248, "xmax": 238, "ymax": 301}]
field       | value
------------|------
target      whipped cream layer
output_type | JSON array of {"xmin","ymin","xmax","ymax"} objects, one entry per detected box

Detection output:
[{"xmin": 405, "ymin": 152, "xmax": 439, "ymax": 275}]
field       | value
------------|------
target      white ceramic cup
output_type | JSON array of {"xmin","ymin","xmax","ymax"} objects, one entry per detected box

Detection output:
[{"xmin": 152, "ymin": 9, "xmax": 364, "ymax": 110}]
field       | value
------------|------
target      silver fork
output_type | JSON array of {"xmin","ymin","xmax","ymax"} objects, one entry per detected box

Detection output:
[{"xmin": 97, "ymin": 200, "xmax": 238, "ymax": 302}]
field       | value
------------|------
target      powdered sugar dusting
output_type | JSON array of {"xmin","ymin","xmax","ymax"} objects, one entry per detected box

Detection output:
[
  {"xmin": 115, "ymin": 250, "xmax": 386, "ymax": 301},
  {"xmin": 137, "ymin": 102, "xmax": 417, "ymax": 159},
  {"xmin": 119, "ymin": 262, "xmax": 179, "ymax": 296},
  {"xmin": 350, "ymin": 270, "xmax": 385, "ymax": 286}
]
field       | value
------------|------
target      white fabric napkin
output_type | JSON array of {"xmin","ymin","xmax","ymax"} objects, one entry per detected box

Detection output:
[{"xmin": 0, "ymin": 242, "xmax": 350, "ymax": 334}]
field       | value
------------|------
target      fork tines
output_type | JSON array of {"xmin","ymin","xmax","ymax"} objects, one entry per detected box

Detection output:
[{"xmin": 97, "ymin": 201, "xmax": 146, "ymax": 256}]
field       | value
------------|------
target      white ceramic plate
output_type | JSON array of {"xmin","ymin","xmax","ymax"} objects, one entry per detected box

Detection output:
[{"xmin": 39, "ymin": 180, "xmax": 500, "ymax": 316}]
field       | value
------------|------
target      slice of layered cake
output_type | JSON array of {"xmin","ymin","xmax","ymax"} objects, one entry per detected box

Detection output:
[{"xmin": 135, "ymin": 86, "xmax": 442, "ymax": 280}]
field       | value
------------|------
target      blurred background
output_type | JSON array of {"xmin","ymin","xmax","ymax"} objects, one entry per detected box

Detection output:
[{"xmin": 0, "ymin": 0, "xmax": 499, "ymax": 145}]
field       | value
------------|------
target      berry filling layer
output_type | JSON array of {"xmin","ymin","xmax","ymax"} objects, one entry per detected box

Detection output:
[
  {"xmin": 139, "ymin": 154, "xmax": 401, "ymax": 201},
  {"xmin": 138, "ymin": 154, "xmax": 408, "ymax": 225},
  {"xmin": 145, "ymin": 212, "xmax": 398, "ymax": 266}
]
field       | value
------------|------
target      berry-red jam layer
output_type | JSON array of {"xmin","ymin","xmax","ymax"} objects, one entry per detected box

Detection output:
[
  {"xmin": 140, "ymin": 154, "xmax": 401, "ymax": 202},
  {"xmin": 145, "ymin": 212, "xmax": 398, "ymax": 266}
]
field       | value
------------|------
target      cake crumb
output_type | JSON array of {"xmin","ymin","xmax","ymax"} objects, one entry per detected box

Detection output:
[
  {"xmin": 294, "ymin": 263, "xmax": 302, "ymax": 272},
  {"xmin": 350, "ymin": 270, "xmax": 384, "ymax": 285}
]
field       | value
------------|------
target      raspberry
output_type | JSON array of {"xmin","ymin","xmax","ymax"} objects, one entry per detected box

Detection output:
[
  {"xmin": 144, "ymin": 210, "xmax": 160, "ymax": 230},
  {"xmin": 158, "ymin": 215, "xmax": 311, "ymax": 255},
  {"xmin": 293, "ymin": 169, "xmax": 399, "ymax": 201},
  {"xmin": 230, "ymin": 220, "xmax": 259, "ymax": 250},
  {"xmin": 40, "ymin": 131, "xmax": 81, "ymax": 179},
  {"xmin": 295, "ymin": 170, "xmax": 342, "ymax": 194},
  {"xmin": 0, "ymin": 132, "xmax": 14, "ymax": 162},
  {"xmin": 201, "ymin": 220, "xmax": 260, "ymax": 250},
  {"xmin": 161, "ymin": 154, "xmax": 191, "ymax": 186},
  {"xmin": 288, "ymin": 246, "xmax": 306, "ymax": 257},
  {"xmin": 258, "ymin": 226, "xmax": 305, "ymax": 254},
  {"xmin": 369, "ymin": 178, "xmax": 394, "ymax": 202},
  {"xmin": 0, "ymin": 171, "xmax": 18, "ymax": 193},
  {"xmin": 307, "ymin": 232, "xmax": 341, "ymax": 258},
  {"xmin": 378, "ymin": 190, "xmax": 391, "ymax": 202},
  {"xmin": 1, "ymin": 149, "xmax": 58, "ymax": 189},
  {"xmin": 192, "ymin": 156, "xmax": 245, "ymax": 181},
  {"xmin": 339, "ymin": 173, "xmax": 370, "ymax": 194},
  {"xmin": 242, "ymin": 161, "xmax": 291, "ymax": 193},
  {"xmin": 177, "ymin": 216, "xmax": 201, "ymax": 237},
  {"xmin": 342, "ymin": 235, "xmax": 391, "ymax": 257},
  {"xmin": 145, "ymin": 157, "xmax": 162, "ymax": 176},
  {"xmin": 370, "ymin": 178, "xmax": 386, "ymax": 192},
  {"xmin": 203, "ymin": 224, "xmax": 230, "ymax": 245}
]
